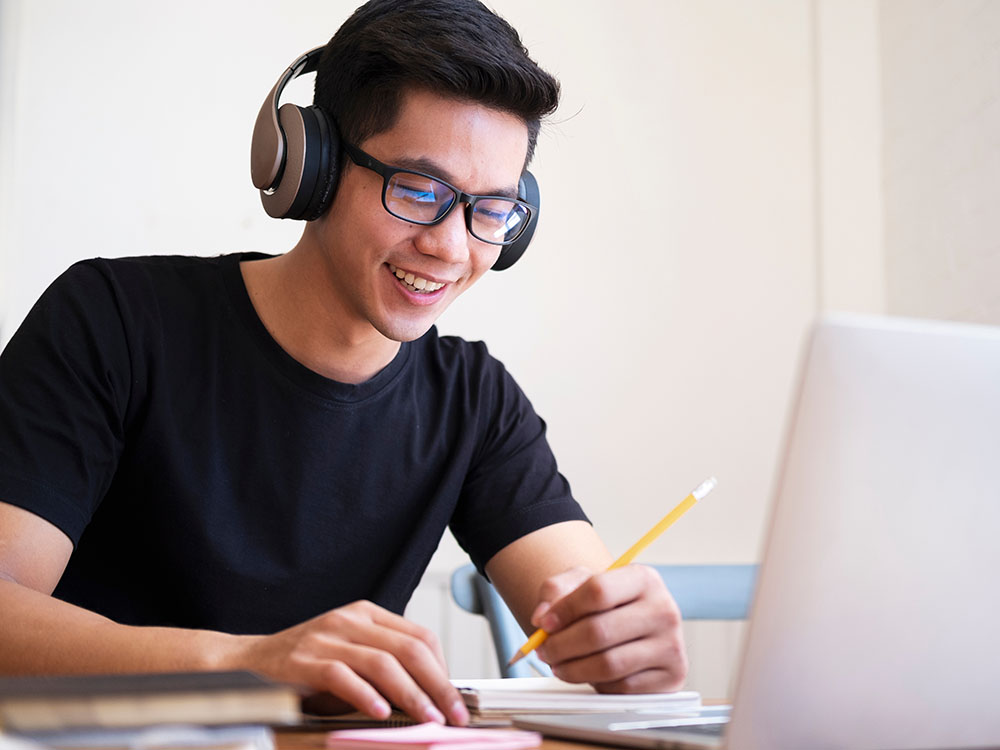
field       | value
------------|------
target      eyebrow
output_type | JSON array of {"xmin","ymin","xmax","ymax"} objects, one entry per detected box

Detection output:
[{"xmin": 392, "ymin": 155, "xmax": 519, "ymax": 200}]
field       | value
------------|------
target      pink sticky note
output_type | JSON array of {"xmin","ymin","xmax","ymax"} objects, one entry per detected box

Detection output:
[{"xmin": 326, "ymin": 722, "xmax": 541, "ymax": 750}]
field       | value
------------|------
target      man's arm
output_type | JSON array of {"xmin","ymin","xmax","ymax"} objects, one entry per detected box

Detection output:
[
  {"xmin": 0, "ymin": 501, "xmax": 468, "ymax": 726},
  {"xmin": 0, "ymin": 502, "xmax": 235, "ymax": 674},
  {"xmin": 485, "ymin": 520, "xmax": 689, "ymax": 692}
]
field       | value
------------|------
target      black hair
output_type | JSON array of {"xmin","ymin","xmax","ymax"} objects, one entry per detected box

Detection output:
[{"xmin": 314, "ymin": 0, "xmax": 560, "ymax": 166}]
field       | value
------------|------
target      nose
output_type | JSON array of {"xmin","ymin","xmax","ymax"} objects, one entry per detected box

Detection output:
[{"xmin": 413, "ymin": 205, "xmax": 471, "ymax": 265}]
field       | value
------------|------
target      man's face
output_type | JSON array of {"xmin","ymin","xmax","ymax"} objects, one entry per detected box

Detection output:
[{"xmin": 314, "ymin": 88, "xmax": 530, "ymax": 343}]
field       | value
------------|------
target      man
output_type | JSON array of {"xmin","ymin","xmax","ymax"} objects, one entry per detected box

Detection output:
[{"xmin": 0, "ymin": 0, "xmax": 685, "ymax": 726}]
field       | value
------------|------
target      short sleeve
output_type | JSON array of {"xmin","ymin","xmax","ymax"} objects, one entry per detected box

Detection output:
[
  {"xmin": 449, "ymin": 358, "xmax": 589, "ymax": 574},
  {"xmin": 0, "ymin": 261, "xmax": 132, "ymax": 543}
]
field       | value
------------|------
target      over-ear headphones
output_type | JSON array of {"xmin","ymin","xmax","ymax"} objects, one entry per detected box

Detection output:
[
  {"xmin": 250, "ymin": 47, "xmax": 539, "ymax": 271},
  {"xmin": 251, "ymin": 48, "xmax": 336, "ymax": 223}
]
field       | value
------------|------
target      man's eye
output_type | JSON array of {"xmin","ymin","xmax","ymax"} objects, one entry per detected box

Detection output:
[
  {"xmin": 392, "ymin": 184, "xmax": 436, "ymax": 203},
  {"xmin": 390, "ymin": 175, "xmax": 448, "ymax": 205},
  {"xmin": 476, "ymin": 205, "xmax": 517, "ymax": 228}
]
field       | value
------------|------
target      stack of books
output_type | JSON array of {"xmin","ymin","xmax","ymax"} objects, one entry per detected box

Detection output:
[{"xmin": 0, "ymin": 671, "xmax": 300, "ymax": 750}]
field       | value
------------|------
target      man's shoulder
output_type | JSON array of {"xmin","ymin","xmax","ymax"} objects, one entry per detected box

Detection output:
[
  {"xmin": 51, "ymin": 252, "xmax": 260, "ymax": 310},
  {"xmin": 30, "ymin": 253, "xmax": 262, "ymax": 350},
  {"xmin": 63, "ymin": 253, "xmax": 249, "ymax": 284}
]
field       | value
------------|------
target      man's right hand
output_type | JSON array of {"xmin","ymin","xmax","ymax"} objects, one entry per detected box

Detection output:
[{"xmin": 229, "ymin": 600, "xmax": 469, "ymax": 726}]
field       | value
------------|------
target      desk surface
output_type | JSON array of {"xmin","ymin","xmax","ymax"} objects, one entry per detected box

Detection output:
[
  {"xmin": 277, "ymin": 700, "xmax": 730, "ymax": 749},
  {"xmin": 275, "ymin": 728, "xmax": 592, "ymax": 750}
]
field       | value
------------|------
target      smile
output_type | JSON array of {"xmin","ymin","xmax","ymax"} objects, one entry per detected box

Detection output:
[{"xmin": 388, "ymin": 264, "xmax": 446, "ymax": 294}]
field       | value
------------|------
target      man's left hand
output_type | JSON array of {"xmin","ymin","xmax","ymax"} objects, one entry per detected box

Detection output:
[{"xmin": 530, "ymin": 565, "xmax": 688, "ymax": 692}]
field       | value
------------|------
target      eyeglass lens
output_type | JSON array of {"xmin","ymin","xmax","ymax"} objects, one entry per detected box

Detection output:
[{"xmin": 385, "ymin": 172, "xmax": 529, "ymax": 244}]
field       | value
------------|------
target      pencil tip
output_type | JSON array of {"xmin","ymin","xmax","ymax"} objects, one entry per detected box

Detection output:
[{"xmin": 507, "ymin": 651, "xmax": 525, "ymax": 667}]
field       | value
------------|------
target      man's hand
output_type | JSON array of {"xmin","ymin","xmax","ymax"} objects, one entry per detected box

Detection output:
[
  {"xmin": 232, "ymin": 600, "xmax": 469, "ymax": 725},
  {"xmin": 530, "ymin": 565, "xmax": 688, "ymax": 693}
]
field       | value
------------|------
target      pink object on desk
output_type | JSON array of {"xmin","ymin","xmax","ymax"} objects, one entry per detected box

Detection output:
[{"xmin": 326, "ymin": 722, "xmax": 541, "ymax": 750}]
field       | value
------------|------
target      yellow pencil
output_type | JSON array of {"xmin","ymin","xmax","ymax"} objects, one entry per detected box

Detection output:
[{"xmin": 507, "ymin": 476, "xmax": 718, "ymax": 668}]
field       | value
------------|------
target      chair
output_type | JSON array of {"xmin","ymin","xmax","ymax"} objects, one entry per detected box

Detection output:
[{"xmin": 450, "ymin": 562, "xmax": 758, "ymax": 678}]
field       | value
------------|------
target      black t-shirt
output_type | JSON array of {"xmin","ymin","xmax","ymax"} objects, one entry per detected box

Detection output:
[{"xmin": 0, "ymin": 253, "xmax": 587, "ymax": 634}]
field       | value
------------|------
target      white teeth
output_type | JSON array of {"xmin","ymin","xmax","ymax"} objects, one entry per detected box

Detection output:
[{"xmin": 388, "ymin": 264, "xmax": 445, "ymax": 293}]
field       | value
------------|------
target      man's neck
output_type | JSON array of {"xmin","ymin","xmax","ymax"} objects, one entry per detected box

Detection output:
[{"xmin": 239, "ymin": 246, "xmax": 400, "ymax": 385}]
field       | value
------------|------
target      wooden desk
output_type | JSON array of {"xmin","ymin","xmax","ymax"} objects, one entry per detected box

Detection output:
[{"xmin": 276, "ymin": 728, "xmax": 595, "ymax": 750}]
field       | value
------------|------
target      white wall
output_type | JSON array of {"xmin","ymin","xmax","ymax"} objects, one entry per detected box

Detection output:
[
  {"xmin": 880, "ymin": 0, "xmax": 1000, "ymax": 324},
  {"xmin": 1, "ymin": 0, "xmax": 894, "ymax": 691},
  {"xmin": 816, "ymin": 0, "xmax": 884, "ymax": 313}
]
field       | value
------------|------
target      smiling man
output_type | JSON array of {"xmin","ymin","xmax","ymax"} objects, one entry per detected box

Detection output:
[{"xmin": 0, "ymin": 0, "xmax": 686, "ymax": 727}]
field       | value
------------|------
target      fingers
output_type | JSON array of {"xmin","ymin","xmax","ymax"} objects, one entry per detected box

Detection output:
[
  {"xmin": 545, "ymin": 631, "xmax": 688, "ymax": 691},
  {"xmin": 340, "ymin": 610, "xmax": 466, "ymax": 724},
  {"xmin": 301, "ymin": 638, "xmax": 451, "ymax": 724},
  {"xmin": 538, "ymin": 565, "xmax": 662, "ymax": 633},
  {"xmin": 533, "ymin": 565, "xmax": 688, "ymax": 692},
  {"xmin": 539, "ymin": 593, "xmax": 670, "ymax": 662},
  {"xmin": 365, "ymin": 606, "xmax": 449, "ymax": 672},
  {"xmin": 594, "ymin": 666, "xmax": 688, "ymax": 694},
  {"xmin": 313, "ymin": 603, "xmax": 468, "ymax": 725},
  {"xmin": 529, "ymin": 566, "xmax": 593, "ymax": 626},
  {"xmin": 299, "ymin": 655, "xmax": 396, "ymax": 719},
  {"xmin": 248, "ymin": 600, "xmax": 469, "ymax": 726}
]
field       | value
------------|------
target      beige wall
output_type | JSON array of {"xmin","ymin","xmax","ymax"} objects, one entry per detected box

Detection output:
[
  {"xmin": 816, "ymin": 0, "xmax": 885, "ymax": 314},
  {"xmin": 880, "ymin": 0, "xmax": 1000, "ymax": 324}
]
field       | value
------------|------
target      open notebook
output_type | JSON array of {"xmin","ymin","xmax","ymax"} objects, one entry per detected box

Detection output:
[{"xmin": 453, "ymin": 677, "xmax": 699, "ymax": 720}]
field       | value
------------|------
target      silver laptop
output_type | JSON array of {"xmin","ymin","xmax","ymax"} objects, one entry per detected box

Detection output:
[{"xmin": 515, "ymin": 314, "xmax": 1000, "ymax": 749}]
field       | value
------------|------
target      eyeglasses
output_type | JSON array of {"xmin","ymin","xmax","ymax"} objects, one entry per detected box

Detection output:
[{"xmin": 341, "ymin": 140, "xmax": 535, "ymax": 246}]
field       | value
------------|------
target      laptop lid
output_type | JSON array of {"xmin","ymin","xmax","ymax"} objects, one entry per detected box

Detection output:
[{"xmin": 727, "ymin": 314, "xmax": 1000, "ymax": 749}]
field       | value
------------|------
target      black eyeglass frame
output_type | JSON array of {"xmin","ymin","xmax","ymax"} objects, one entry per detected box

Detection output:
[{"xmin": 341, "ymin": 140, "xmax": 536, "ymax": 246}]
